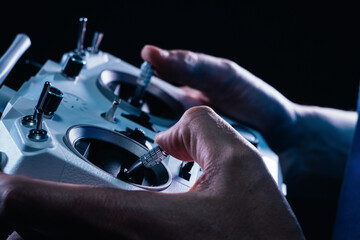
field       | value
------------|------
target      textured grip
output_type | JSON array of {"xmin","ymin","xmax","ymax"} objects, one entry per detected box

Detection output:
[
  {"xmin": 125, "ymin": 146, "xmax": 169, "ymax": 177},
  {"xmin": 140, "ymin": 146, "xmax": 168, "ymax": 168}
]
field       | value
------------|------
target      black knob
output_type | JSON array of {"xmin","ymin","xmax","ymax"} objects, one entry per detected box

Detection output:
[
  {"xmin": 42, "ymin": 86, "xmax": 63, "ymax": 117},
  {"xmin": 62, "ymin": 54, "xmax": 86, "ymax": 78},
  {"xmin": 128, "ymin": 128, "xmax": 146, "ymax": 146}
]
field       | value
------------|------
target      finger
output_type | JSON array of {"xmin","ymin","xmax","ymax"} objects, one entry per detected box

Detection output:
[
  {"xmin": 140, "ymin": 45, "xmax": 236, "ymax": 95},
  {"xmin": 155, "ymin": 106, "xmax": 252, "ymax": 172}
]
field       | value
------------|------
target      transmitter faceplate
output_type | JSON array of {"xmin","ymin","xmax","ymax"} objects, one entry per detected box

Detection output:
[{"xmin": 0, "ymin": 19, "xmax": 284, "ymax": 194}]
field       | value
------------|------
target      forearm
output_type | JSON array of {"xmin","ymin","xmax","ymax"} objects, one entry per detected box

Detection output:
[
  {"xmin": 3, "ymin": 177, "xmax": 163, "ymax": 239},
  {"xmin": 220, "ymin": 64, "xmax": 357, "ymax": 156},
  {"xmin": 278, "ymin": 105, "xmax": 357, "ymax": 199},
  {"xmin": 2, "ymin": 159, "xmax": 305, "ymax": 240},
  {"xmin": 294, "ymin": 104, "xmax": 357, "ymax": 155},
  {"xmin": 3, "ymin": 176, "xmax": 217, "ymax": 239}
]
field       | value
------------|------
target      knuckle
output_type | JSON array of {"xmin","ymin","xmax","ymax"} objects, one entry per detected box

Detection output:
[
  {"xmin": 184, "ymin": 106, "xmax": 214, "ymax": 118},
  {"xmin": 180, "ymin": 106, "xmax": 218, "ymax": 134},
  {"xmin": 170, "ymin": 50, "xmax": 199, "ymax": 74},
  {"xmin": 182, "ymin": 106, "xmax": 216, "ymax": 126},
  {"xmin": 183, "ymin": 51, "xmax": 199, "ymax": 70},
  {"xmin": 220, "ymin": 58, "xmax": 237, "ymax": 71},
  {"xmin": 220, "ymin": 59, "xmax": 239, "ymax": 83}
]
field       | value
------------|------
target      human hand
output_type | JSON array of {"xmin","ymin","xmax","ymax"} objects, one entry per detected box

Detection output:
[
  {"xmin": 0, "ymin": 106, "xmax": 304, "ymax": 239},
  {"xmin": 141, "ymin": 46, "xmax": 358, "ymax": 238},
  {"xmin": 141, "ymin": 45, "xmax": 357, "ymax": 197},
  {"xmin": 141, "ymin": 45, "xmax": 298, "ymax": 152}
]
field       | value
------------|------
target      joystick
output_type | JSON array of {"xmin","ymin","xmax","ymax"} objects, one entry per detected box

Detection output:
[
  {"xmin": 129, "ymin": 61, "xmax": 153, "ymax": 108},
  {"xmin": 124, "ymin": 145, "xmax": 169, "ymax": 178}
]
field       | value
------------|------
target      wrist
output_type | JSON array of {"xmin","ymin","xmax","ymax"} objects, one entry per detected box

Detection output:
[
  {"xmin": 256, "ymin": 101, "xmax": 300, "ymax": 153},
  {"xmin": 290, "ymin": 104, "xmax": 357, "ymax": 153}
]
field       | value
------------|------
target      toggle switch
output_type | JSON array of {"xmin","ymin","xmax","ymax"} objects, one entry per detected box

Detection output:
[
  {"xmin": 89, "ymin": 32, "xmax": 104, "ymax": 54},
  {"xmin": 102, "ymin": 84, "xmax": 120, "ymax": 123},
  {"xmin": 24, "ymin": 81, "xmax": 63, "ymax": 142},
  {"xmin": 22, "ymin": 81, "xmax": 51, "ymax": 127},
  {"xmin": 76, "ymin": 17, "xmax": 88, "ymax": 55}
]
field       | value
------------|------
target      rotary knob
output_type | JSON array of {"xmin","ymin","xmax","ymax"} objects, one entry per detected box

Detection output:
[{"xmin": 61, "ymin": 54, "xmax": 86, "ymax": 79}]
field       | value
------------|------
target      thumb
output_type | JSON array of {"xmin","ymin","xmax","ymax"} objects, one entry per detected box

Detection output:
[
  {"xmin": 155, "ymin": 106, "xmax": 250, "ymax": 172},
  {"xmin": 140, "ymin": 45, "xmax": 236, "ymax": 94}
]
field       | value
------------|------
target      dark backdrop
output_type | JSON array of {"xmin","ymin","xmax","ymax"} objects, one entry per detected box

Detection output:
[
  {"xmin": 1, "ymin": 1, "xmax": 360, "ymax": 239},
  {"xmin": 1, "ymin": 0, "xmax": 360, "ymax": 110}
]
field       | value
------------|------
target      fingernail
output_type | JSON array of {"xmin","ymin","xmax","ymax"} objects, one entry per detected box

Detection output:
[{"xmin": 157, "ymin": 47, "xmax": 169, "ymax": 58}]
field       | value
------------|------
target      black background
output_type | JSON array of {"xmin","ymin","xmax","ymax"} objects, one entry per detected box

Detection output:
[
  {"xmin": 1, "ymin": 1, "xmax": 360, "ymax": 239},
  {"xmin": 1, "ymin": 0, "xmax": 360, "ymax": 110}
]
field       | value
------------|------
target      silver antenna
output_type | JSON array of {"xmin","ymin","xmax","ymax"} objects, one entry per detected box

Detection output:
[{"xmin": 0, "ymin": 34, "xmax": 31, "ymax": 86}]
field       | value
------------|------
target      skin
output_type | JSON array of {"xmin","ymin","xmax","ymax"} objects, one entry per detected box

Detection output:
[
  {"xmin": 0, "ymin": 107, "xmax": 304, "ymax": 239},
  {"xmin": 140, "ymin": 45, "xmax": 357, "ymax": 199},
  {"xmin": 0, "ymin": 45, "xmax": 356, "ymax": 239}
]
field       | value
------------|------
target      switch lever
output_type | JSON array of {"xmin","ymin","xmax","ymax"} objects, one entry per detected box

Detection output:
[
  {"xmin": 102, "ymin": 84, "xmax": 121, "ymax": 123},
  {"xmin": 22, "ymin": 81, "xmax": 50, "ymax": 127},
  {"xmin": 90, "ymin": 32, "xmax": 104, "ymax": 53},
  {"xmin": 24, "ymin": 81, "xmax": 63, "ymax": 142},
  {"xmin": 76, "ymin": 17, "xmax": 88, "ymax": 55}
]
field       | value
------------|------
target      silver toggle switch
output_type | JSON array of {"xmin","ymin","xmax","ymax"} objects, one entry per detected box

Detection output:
[
  {"xmin": 102, "ymin": 84, "xmax": 121, "ymax": 123},
  {"xmin": 90, "ymin": 32, "xmax": 104, "ymax": 54},
  {"xmin": 76, "ymin": 17, "xmax": 88, "ymax": 55}
]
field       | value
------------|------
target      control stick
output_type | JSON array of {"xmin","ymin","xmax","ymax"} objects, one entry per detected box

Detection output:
[
  {"xmin": 124, "ymin": 146, "xmax": 168, "ymax": 178},
  {"xmin": 129, "ymin": 61, "xmax": 153, "ymax": 108}
]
